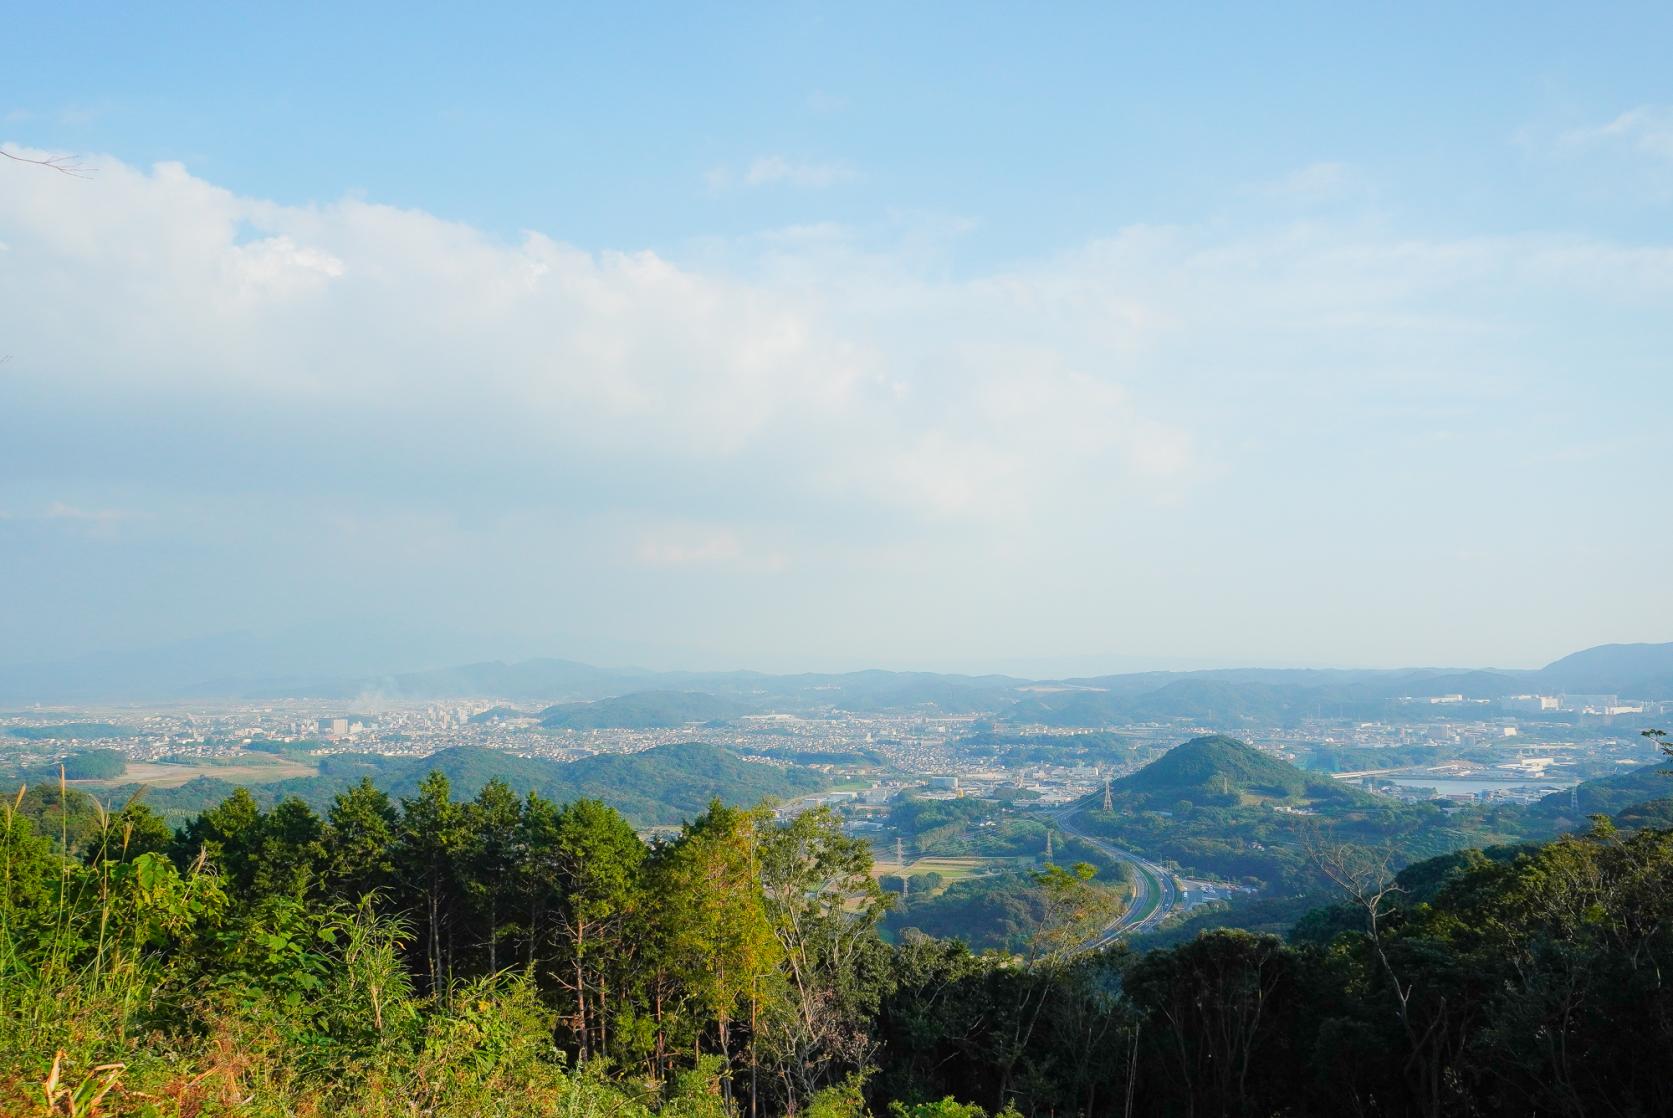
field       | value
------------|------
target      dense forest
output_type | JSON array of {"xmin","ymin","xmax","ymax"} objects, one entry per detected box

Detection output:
[{"xmin": 4, "ymin": 755, "xmax": 1673, "ymax": 1117}]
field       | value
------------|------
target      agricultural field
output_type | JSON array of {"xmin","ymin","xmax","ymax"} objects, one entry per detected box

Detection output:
[
  {"xmin": 68, "ymin": 751, "xmax": 318, "ymax": 789},
  {"xmin": 870, "ymin": 853, "xmax": 1033, "ymax": 896}
]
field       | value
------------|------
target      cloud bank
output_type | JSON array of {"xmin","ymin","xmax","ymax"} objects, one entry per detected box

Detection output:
[{"xmin": 1, "ymin": 147, "xmax": 1669, "ymax": 669}]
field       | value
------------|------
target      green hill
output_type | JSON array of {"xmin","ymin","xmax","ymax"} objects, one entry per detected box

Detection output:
[
  {"xmin": 549, "ymin": 741, "xmax": 826, "ymax": 822},
  {"xmin": 92, "ymin": 741, "xmax": 828, "ymax": 827},
  {"xmin": 1533, "ymin": 760, "xmax": 1673, "ymax": 824},
  {"xmin": 1114, "ymin": 734, "xmax": 1352, "ymax": 804},
  {"xmin": 371, "ymin": 741, "xmax": 827, "ymax": 824},
  {"xmin": 375, "ymin": 746, "xmax": 567, "ymax": 800},
  {"xmin": 539, "ymin": 690, "xmax": 751, "ymax": 729},
  {"xmin": 1074, "ymin": 736, "xmax": 1474, "ymax": 889}
]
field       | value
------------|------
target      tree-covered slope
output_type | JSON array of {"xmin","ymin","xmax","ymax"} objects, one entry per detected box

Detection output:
[
  {"xmin": 539, "ymin": 690, "xmax": 752, "ymax": 729},
  {"xmin": 92, "ymin": 741, "xmax": 828, "ymax": 827},
  {"xmin": 394, "ymin": 741, "xmax": 830, "ymax": 823},
  {"xmin": 1532, "ymin": 759, "xmax": 1673, "ymax": 822},
  {"xmin": 1113, "ymin": 734, "xmax": 1355, "ymax": 803},
  {"xmin": 1072, "ymin": 736, "xmax": 1479, "ymax": 888},
  {"xmin": 9, "ymin": 759, "xmax": 1673, "ymax": 1117},
  {"xmin": 542, "ymin": 741, "xmax": 827, "ymax": 822}
]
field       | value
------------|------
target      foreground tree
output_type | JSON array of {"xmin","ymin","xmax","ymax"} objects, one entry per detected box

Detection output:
[{"xmin": 758, "ymin": 806, "xmax": 892, "ymax": 1112}]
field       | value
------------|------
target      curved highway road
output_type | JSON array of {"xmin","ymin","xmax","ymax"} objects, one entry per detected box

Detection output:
[{"xmin": 1039, "ymin": 799, "xmax": 1180, "ymax": 949}]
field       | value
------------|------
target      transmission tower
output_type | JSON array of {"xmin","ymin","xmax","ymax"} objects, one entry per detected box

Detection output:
[
  {"xmin": 1102, "ymin": 777, "xmax": 1113, "ymax": 812},
  {"xmin": 1044, "ymin": 829, "xmax": 1054, "ymax": 859}
]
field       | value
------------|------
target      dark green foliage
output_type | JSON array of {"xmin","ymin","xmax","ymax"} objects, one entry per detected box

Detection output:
[
  {"xmin": 325, "ymin": 776, "xmax": 398, "ymax": 899},
  {"xmin": 885, "ymin": 870, "xmax": 1117, "ymax": 955},
  {"xmin": 57, "ymin": 748, "xmax": 128, "ymax": 780},
  {"xmin": 887, "ymin": 876, "xmax": 1047, "ymax": 951},
  {"xmin": 1121, "ymin": 930, "xmax": 1304, "ymax": 1114},
  {"xmin": 1615, "ymin": 795, "xmax": 1673, "ymax": 829},
  {"xmin": 1533, "ymin": 759, "xmax": 1673, "ymax": 820},
  {"xmin": 880, "ymin": 871, "xmax": 942, "ymax": 895},
  {"xmin": 886, "ymin": 797, "xmax": 997, "ymax": 856}
]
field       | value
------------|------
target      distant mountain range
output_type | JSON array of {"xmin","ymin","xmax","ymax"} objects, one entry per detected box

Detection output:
[
  {"xmin": 2, "ymin": 637, "xmax": 1670, "ymax": 718},
  {"xmin": 1011, "ymin": 651, "xmax": 1673, "ymax": 728}
]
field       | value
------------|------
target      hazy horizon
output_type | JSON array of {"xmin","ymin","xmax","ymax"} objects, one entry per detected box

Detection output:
[
  {"xmin": 4, "ymin": 5, "xmax": 1671, "ymax": 672},
  {"xmin": 2, "ymin": 622, "xmax": 1652, "ymax": 688}
]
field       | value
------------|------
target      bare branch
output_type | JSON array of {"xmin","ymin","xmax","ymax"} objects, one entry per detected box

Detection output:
[{"xmin": 2, "ymin": 148, "xmax": 91, "ymax": 178}]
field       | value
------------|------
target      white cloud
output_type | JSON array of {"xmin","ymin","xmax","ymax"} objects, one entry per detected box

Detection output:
[
  {"xmin": 1252, "ymin": 161, "xmax": 1358, "ymax": 204},
  {"xmin": 1, "ymin": 144, "xmax": 1670, "ymax": 668},
  {"xmin": 707, "ymin": 155, "xmax": 858, "ymax": 191},
  {"xmin": 1525, "ymin": 105, "xmax": 1673, "ymax": 201},
  {"xmin": 0, "ymin": 147, "xmax": 1212, "ymax": 534},
  {"xmin": 1560, "ymin": 105, "xmax": 1673, "ymax": 161}
]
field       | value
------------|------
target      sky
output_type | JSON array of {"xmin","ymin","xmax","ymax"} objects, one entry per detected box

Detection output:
[{"xmin": 2, "ymin": 2, "xmax": 1671, "ymax": 676}]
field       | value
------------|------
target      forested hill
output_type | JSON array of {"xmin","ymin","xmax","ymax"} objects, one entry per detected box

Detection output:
[
  {"xmin": 1538, "ymin": 641, "xmax": 1673, "ymax": 694},
  {"xmin": 1533, "ymin": 758, "xmax": 1673, "ymax": 822},
  {"xmin": 102, "ymin": 741, "xmax": 829, "ymax": 826},
  {"xmin": 539, "ymin": 690, "xmax": 752, "ymax": 729},
  {"xmin": 528, "ymin": 741, "xmax": 827, "ymax": 821},
  {"xmin": 1112, "ymin": 734, "xmax": 1365, "ymax": 804}
]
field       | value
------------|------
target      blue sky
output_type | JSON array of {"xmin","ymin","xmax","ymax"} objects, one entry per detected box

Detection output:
[{"xmin": 2, "ymin": 3, "xmax": 1671, "ymax": 674}]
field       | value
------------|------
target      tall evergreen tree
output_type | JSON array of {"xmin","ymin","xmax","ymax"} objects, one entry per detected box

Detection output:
[
  {"xmin": 396, "ymin": 771, "xmax": 466, "ymax": 988},
  {"xmin": 462, "ymin": 778, "xmax": 524, "ymax": 975},
  {"xmin": 653, "ymin": 801, "xmax": 783, "ymax": 1108},
  {"xmin": 325, "ymin": 777, "xmax": 398, "ymax": 903},
  {"xmin": 549, "ymin": 797, "xmax": 645, "ymax": 1060}
]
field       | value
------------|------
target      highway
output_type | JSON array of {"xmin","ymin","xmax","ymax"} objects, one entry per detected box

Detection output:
[{"xmin": 1038, "ymin": 799, "xmax": 1181, "ymax": 949}]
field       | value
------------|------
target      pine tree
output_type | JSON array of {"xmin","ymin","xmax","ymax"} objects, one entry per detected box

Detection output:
[{"xmin": 325, "ymin": 777, "xmax": 398, "ymax": 903}]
